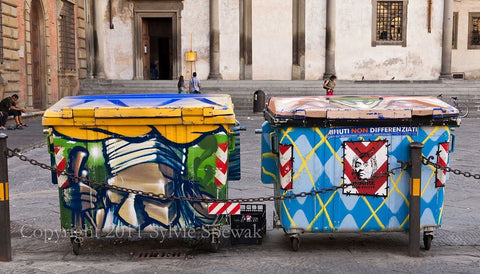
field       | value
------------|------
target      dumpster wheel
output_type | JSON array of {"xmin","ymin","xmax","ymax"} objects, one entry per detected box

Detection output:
[
  {"xmin": 70, "ymin": 236, "xmax": 81, "ymax": 255},
  {"xmin": 209, "ymin": 234, "xmax": 221, "ymax": 253},
  {"xmin": 290, "ymin": 235, "xmax": 300, "ymax": 251},
  {"xmin": 423, "ymin": 234, "xmax": 433, "ymax": 251}
]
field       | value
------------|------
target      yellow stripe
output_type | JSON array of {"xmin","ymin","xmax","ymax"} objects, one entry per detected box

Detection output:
[
  {"xmin": 438, "ymin": 188, "xmax": 445, "ymax": 224},
  {"xmin": 359, "ymin": 196, "xmax": 386, "ymax": 230},
  {"xmin": 0, "ymin": 182, "xmax": 5, "ymax": 201},
  {"xmin": 400, "ymin": 215, "xmax": 409, "ymax": 229},
  {"xmin": 261, "ymin": 167, "xmax": 277, "ymax": 181},
  {"xmin": 412, "ymin": 178, "xmax": 421, "ymax": 196},
  {"xmin": 282, "ymin": 198, "xmax": 296, "ymax": 226}
]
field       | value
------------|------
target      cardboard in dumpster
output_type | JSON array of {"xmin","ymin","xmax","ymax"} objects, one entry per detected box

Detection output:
[{"xmin": 42, "ymin": 94, "xmax": 240, "ymax": 235}]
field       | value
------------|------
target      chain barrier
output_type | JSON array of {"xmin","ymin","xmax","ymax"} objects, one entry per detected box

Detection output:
[
  {"xmin": 422, "ymin": 156, "xmax": 480, "ymax": 180},
  {"xmin": 7, "ymin": 147, "xmax": 409, "ymax": 203}
]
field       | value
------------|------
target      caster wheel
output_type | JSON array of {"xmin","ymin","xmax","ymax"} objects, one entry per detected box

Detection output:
[
  {"xmin": 423, "ymin": 234, "xmax": 433, "ymax": 251},
  {"xmin": 209, "ymin": 236, "xmax": 221, "ymax": 252},
  {"xmin": 290, "ymin": 236, "xmax": 300, "ymax": 251},
  {"xmin": 70, "ymin": 237, "xmax": 81, "ymax": 255}
]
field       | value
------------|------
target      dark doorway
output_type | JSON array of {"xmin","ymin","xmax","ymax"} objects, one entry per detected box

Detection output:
[
  {"xmin": 31, "ymin": 0, "xmax": 45, "ymax": 109},
  {"xmin": 144, "ymin": 18, "xmax": 172, "ymax": 80}
]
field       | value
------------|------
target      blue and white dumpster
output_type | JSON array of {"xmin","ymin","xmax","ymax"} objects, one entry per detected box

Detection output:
[{"xmin": 261, "ymin": 95, "xmax": 460, "ymax": 251}]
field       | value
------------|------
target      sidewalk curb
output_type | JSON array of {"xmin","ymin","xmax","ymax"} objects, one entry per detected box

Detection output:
[{"xmin": 7, "ymin": 110, "xmax": 44, "ymax": 120}]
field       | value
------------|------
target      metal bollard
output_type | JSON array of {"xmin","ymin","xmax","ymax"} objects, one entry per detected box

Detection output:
[
  {"xmin": 408, "ymin": 142, "xmax": 423, "ymax": 257},
  {"xmin": 0, "ymin": 134, "xmax": 11, "ymax": 261}
]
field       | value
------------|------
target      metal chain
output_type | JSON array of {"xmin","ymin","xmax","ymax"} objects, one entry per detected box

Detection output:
[
  {"xmin": 422, "ymin": 156, "xmax": 480, "ymax": 180},
  {"xmin": 7, "ymin": 147, "xmax": 403, "ymax": 203}
]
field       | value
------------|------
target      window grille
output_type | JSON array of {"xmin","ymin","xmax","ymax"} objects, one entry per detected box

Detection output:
[
  {"xmin": 372, "ymin": 0, "xmax": 407, "ymax": 47},
  {"xmin": 376, "ymin": 1, "xmax": 403, "ymax": 41},
  {"xmin": 469, "ymin": 14, "xmax": 480, "ymax": 49},
  {"xmin": 59, "ymin": 0, "xmax": 76, "ymax": 71}
]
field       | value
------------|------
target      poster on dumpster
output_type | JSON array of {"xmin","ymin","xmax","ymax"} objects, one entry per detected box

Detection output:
[{"xmin": 343, "ymin": 140, "xmax": 388, "ymax": 197}]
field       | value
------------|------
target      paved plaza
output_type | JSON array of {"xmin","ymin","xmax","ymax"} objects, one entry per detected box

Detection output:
[{"xmin": 1, "ymin": 113, "xmax": 480, "ymax": 272}]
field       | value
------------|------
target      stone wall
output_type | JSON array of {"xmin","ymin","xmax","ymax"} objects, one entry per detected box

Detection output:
[{"xmin": 1, "ymin": 0, "xmax": 20, "ymax": 100}]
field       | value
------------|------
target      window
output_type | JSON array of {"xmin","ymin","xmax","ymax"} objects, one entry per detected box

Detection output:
[
  {"xmin": 468, "ymin": 12, "xmax": 480, "ymax": 49},
  {"xmin": 58, "ymin": 0, "xmax": 76, "ymax": 71},
  {"xmin": 372, "ymin": 0, "xmax": 408, "ymax": 47},
  {"xmin": 452, "ymin": 12, "xmax": 458, "ymax": 49}
]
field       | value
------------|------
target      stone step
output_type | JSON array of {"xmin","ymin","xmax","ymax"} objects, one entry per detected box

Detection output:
[{"xmin": 79, "ymin": 79, "xmax": 480, "ymax": 117}]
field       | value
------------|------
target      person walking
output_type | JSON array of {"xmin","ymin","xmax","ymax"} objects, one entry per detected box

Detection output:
[
  {"xmin": 189, "ymin": 72, "xmax": 201, "ymax": 94},
  {"xmin": 323, "ymin": 75, "xmax": 337, "ymax": 96},
  {"xmin": 177, "ymin": 76, "xmax": 187, "ymax": 93}
]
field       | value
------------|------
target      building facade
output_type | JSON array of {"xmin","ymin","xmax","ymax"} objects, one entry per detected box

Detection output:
[
  {"xmin": 0, "ymin": 0, "xmax": 479, "ymax": 110},
  {"xmin": 17, "ymin": 0, "xmax": 87, "ymax": 109},
  {"xmin": 84, "ymin": 0, "xmax": 480, "ymax": 82}
]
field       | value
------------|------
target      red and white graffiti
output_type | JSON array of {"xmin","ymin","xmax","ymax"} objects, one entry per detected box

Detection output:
[
  {"xmin": 215, "ymin": 142, "xmax": 229, "ymax": 186},
  {"xmin": 208, "ymin": 202, "xmax": 241, "ymax": 215},
  {"xmin": 436, "ymin": 142, "xmax": 449, "ymax": 187},
  {"xmin": 343, "ymin": 141, "xmax": 388, "ymax": 196},
  {"xmin": 279, "ymin": 144, "xmax": 293, "ymax": 190}
]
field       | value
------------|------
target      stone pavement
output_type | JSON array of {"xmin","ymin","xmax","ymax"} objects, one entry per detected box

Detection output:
[{"xmin": 2, "ymin": 113, "xmax": 480, "ymax": 272}]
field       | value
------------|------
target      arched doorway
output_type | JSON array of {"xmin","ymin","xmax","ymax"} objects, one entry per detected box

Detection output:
[{"xmin": 30, "ymin": 0, "xmax": 46, "ymax": 109}]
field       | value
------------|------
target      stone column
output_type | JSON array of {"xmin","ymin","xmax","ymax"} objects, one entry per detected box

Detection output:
[
  {"xmin": 323, "ymin": 0, "xmax": 336, "ymax": 80},
  {"xmin": 208, "ymin": 0, "xmax": 222, "ymax": 79},
  {"xmin": 440, "ymin": 0, "xmax": 453, "ymax": 79},
  {"xmin": 239, "ymin": 0, "xmax": 252, "ymax": 80},
  {"xmin": 292, "ymin": 0, "xmax": 305, "ymax": 80},
  {"xmin": 93, "ymin": 0, "xmax": 106, "ymax": 78}
]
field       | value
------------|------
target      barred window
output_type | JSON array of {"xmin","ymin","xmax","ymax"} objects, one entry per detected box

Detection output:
[
  {"xmin": 59, "ymin": 0, "xmax": 76, "ymax": 71},
  {"xmin": 468, "ymin": 13, "xmax": 480, "ymax": 49},
  {"xmin": 452, "ymin": 12, "xmax": 458, "ymax": 49},
  {"xmin": 372, "ymin": 0, "xmax": 408, "ymax": 47}
]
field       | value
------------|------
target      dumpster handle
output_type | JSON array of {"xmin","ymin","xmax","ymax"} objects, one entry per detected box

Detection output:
[{"xmin": 449, "ymin": 133, "xmax": 455, "ymax": 153}]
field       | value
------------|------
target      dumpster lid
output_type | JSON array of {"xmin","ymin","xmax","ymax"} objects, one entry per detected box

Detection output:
[
  {"xmin": 43, "ymin": 94, "xmax": 236, "ymax": 125},
  {"xmin": 265, "ymin": 95, "xmax": 460, "ymax": 127}
]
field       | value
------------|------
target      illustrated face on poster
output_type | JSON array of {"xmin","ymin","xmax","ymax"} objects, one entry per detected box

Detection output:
[
  {"xmin": 343, "ymin": 140, "xmax": 388, "ymax": 197},
  {"xmin": 353, "ymin": 156, "xmax": 377, "ymax": 180}
]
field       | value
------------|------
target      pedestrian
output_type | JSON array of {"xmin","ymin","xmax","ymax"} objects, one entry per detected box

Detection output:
[
  {"xmin": 323, "ymin": 75, "xmax": 337, "ymax": 96},
  {"xmin": 150, "ymin": 61, "xmax": 159, "ymax": 80},
  {"xmin": 0, "ymin": 94, "xmax": 27, "ymax": 129},
  {"xmin": 189, "ymin": 72, "xmax": 201, "ymax": 94},
  {"xmin": 177, "ymin": 75, "xmax": 187, "ymax": 93}
]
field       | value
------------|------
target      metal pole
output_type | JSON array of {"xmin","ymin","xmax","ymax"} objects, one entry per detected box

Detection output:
[
  {"xmin": 408, "ymin": 142, "xmax": 423, "ymax": 257},
  {"xmin": 0, "ymin": 133, "xmax": 11, "ymax": 261}
]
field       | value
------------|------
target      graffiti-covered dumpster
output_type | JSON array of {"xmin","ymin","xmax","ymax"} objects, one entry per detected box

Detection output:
[
  {"xmin": 261, "ymin": 95, "xmax": 460, "ymax": 251},
  {"xmin": 42, "ymin": 94, "xmax": 241, "ymax": 254}
]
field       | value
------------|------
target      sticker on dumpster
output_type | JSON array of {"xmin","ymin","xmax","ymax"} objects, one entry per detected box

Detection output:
[
  {"xmin": 215, "ymin": 142, "xmax": 229, "ymax": 186},
  {"xmin": 435, "ymin": 142, "xmax": 449, "ymax": 188},
  {"xmin": 208, "ymin": 202, "xmax": 241, "ymax": 215},
  {"xmin": 54, "ymin": 145, "xmax": 69, "ymax": 187},
  {"xmin": 343, "ymin": 140, "xmax": 389, "ymax": 197},
  {"xmin": 328, "ymin": 126, "xmax": 418, "ymax": 138},
  {"xmin": 279, "ymin": 144, "xmax": 293, "ymax": 190}
]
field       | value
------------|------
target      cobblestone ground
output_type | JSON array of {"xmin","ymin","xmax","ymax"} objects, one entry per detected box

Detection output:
[{"xmin": 2, "ymin": 116, "xmax": 480, "ymax": 273}]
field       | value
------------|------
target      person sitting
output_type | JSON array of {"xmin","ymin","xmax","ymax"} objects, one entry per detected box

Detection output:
[{"xmin": 0, "ymin": 94, "xmax": 27, "ymax": 129}]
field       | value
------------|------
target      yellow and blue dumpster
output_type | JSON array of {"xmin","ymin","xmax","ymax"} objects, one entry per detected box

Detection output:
[
  {"xmin": 42, "ymin": 94, "xmax": 241, "ymax": 253},
  {"xmin": 261, "ymin": 95, "xmax": 460, "ymax": 251}
]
